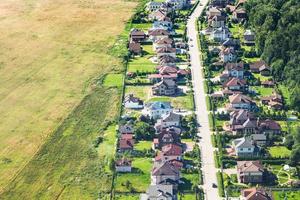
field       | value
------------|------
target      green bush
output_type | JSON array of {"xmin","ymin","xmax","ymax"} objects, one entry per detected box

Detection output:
[{"xmin": 216, "ymin": 171, "xmax": 225, "ymax": 197}]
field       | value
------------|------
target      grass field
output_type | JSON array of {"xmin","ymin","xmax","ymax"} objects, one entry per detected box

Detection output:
[
  {"xmin": 115, "ymin": 157, "xmax": 152, "ymax": 193},
  {"xmin": 125, "ymin": 86, "xmax": 151, "ymax": 101},
  {"xmin": 0, "ymin": 0, "xmax": 137, "ymax": 197},
  {"xmin": 268, "ymin": 146, "xmax": 291, "ymax": 158},
  {"xmin": 1, "ymin": 87, "xmax": 122, "ymax": 199},
  {"xmin": 103, "ymin": 74, "xmax": 124, "ymax": 87},
  {"xmin": 135, "ymin": 140, "xmax": 152, "ymax": 151},
  {"xmin": 273, "ymin": 190, "xmax": 300, "ymax": 200},
  {"xmin": 127, "ymin": 56, "xmax": 156, "ymax": 73},
  {"xmin": 148, "ymin": 93, "xmax": 194, "ymax": 110},
  {"xmin": 252, "ymin": 86, "xmax": 274, "ymax": 96},
  {"xmin": 115, "ymin": 194, "xmax": 140, "ymax": 200}
]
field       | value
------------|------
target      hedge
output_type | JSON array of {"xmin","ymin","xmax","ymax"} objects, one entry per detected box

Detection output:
[{"xmin": 216, "ymin": 171, "xmax": 225, "ymax": 197}]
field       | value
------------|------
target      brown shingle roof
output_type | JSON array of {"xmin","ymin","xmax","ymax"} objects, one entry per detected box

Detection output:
[{"xmin": 237, "ymin": 160, "xmax": 264, "ymax": 173}]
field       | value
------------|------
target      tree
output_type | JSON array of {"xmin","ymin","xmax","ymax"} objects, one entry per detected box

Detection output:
[
  {"xmin": 289, "ymin": 145, "xmax": 300, "ymax": 166},
  {"xmin": 284, "ymin": 134, "xmax": 294, "ymax": 150},
  {"xmin": 134, "ymin": 121, "xmax": 155, "ymax": 140}
]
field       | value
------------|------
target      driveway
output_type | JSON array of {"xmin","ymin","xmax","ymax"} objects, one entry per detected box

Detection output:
[{"xmin": 187, "ymin": 1, "xmax": 221, "ymax": 200}]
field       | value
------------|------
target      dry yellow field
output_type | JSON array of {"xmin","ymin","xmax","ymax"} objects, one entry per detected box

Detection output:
[{"xmin": 0, "ymin": 0, "xmax": 136, "ymax": 192}]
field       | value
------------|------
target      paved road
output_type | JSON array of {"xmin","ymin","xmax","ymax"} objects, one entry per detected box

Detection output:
[{"xmin": 187, "ymin": 1, "xmax": 221, "ymax": 200}]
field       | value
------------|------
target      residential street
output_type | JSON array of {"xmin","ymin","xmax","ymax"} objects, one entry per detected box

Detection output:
[{"xmin": 187, "ymin": 1, "xmax": 221, "ymax": 200}]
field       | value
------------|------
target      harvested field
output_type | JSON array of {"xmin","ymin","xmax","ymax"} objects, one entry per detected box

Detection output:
[{"xmin": 0, "ymin": 0, "xmax": 137, "ymax": 197}]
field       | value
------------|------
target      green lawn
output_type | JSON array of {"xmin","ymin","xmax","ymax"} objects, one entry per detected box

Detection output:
[
  {"xmin": 268, "ymin": 146, "xmax": 291, "ymax": 158},
  {"xmin": 180, "ymin": 172, "xmax": 200, "ymax": 192},
  {"xmin": 273, "ymin": 190, "xmax": 300, "ymax": 200},
  {"xmin": 125, "ymin": 86, "xmax": 150, "ymax": 101},
  {"xmin": 242, "ymin": 56, "xmax": 260, "ymax": 63},
  {"xmin": 103, "ymin": 74, "xmax": 124, "ymax": 87},
  {"xmin": 229, "ymin": 24, "xmax": 244, "ymax": 40},
  {"xmin": 148, "ymin": 93, "xmax": 194, "ymax": 111},
  {"xmin": 135, "ymin": 140, "xmax": 152, "ymax": 151},
  {"xmin": 131, "ymin": 23, "xmax": 152, "ymax": 31},
  {"xmin": 180, "ymin": 193, "xmax": 197, "ymax": 200},
  {"xmin": 98, "ymin": 124, "xmax": 117, "ymax": 162},
  {"xmin": 252, "ymin": 86, "xmax": 274, "ymax": 96},
  {"xmin": 115, "ymin": 194, "xmax": 140, "ymax": 200},
  {"xmin": 127, "ymin": 56, "xmax": 156, "ymax": 73},
  {"xmin": 115, "ymin": 158, "xmax": 152, "ymax": 193},
  {"xmin": 143, "ymin": 44, "xmax": 155, "ymax": 55},
  {"xmin": 253, "ymin": 73, "xmax": 272, "ymax": 82}
]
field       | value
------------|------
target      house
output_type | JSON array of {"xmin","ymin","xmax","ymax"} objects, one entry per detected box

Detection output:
[
  {"xmin": 244, "ymin": 29, "xmax": 255, "ymax": 45},
  {"xmin": 130, "ymin": 29, "xmax": 146, "ymax": 42},
  {"xmin": 209, "ymin": 15, "xmax": 226, "ymax": 28},
  {"xmin": 148, "ymin": 73, "xmax": 177, "ymax": 84},
  {"xmin": 155, "ymin": 143, "xmax": 183, "ymax": 162},
  {"xmin": 152, "ymin": 79, "xmax": 178, "ymax": 96},
  {"xmin": 258, "ymin": 119, "xmax": 281, "ymax": 136},
  {"xmin": 237, "ymin": 160, "xmax": 264, "ymax": 183},
  {"xmin": 241, "ymin": 187, "xmax": 273, "ymax": 200},
  {"xmin": 259, "ymin": 65, "xmax": 271, "ymax": 76},
  {"xmin": 261, "ymin": 93, "xmax": 283, "ymax": 110},
  {"xmin": 233, "ymin": 137, "xmax": 259, "ymax": 157},
  {"xmin": 153, "ymin": 37, "xmax": 173, "ymax": 50},
  {"xmin": 210, "ymin": 27, "xmax": 231, "ymax": 42},
  {"xmin": 119, "ymin": 124, "xmax": 134, "ymax": 134},
  {"xmin": 119, "ymin": 137, "xmax": 134, "ymax": 152},
  {"xmin": 128, "ymin": 42, "xmax": 142, "ymax": 55},
  {"xmin": 233, "ymin": 8, "xmax": 247, "ymax": 22},
  {"xmin": 207, "ymin": 7, "xmax": 222, "ymax": 19},
  {"xmin": 151, "ymin": 161, "xmax": 180, "ymax": 185},
  {"xmin": 148, "ymin": 29, "xmax": 170, "ymax": 42},
  {"xmin": 153, "ymin": 20, "xmax": 173, "ymax": 32},
  {"xmin": 223, "ymin": 77, "xmax": 247, "ymax": 92},
  {"xmin": 166, "ymin": 0, "xmax": 187, "ymax": 10},
  {"xmin": 228, "ymin": 110, "xmax": 257, "ymax": 135},
  {"xmin": 155, "ymin": 112, "xmax": 181, "ymax": 132},
  {"xmin": 236, "ymin": 0, "xmax": 248, "ymax": 9},
  {"xmin": 226, "ymin": 4, "xmax": 236, "ymax": 13},
  {"xmin": 142, "ymin": 101, "xmax": 173, "ymax": 119},
  {"xmin": 115, "ymin": 158, "xmax": 132, "ymax": 172},
  {"xmin": 154, "ymin": 128, "xmax": 181, "ymax": 149},
  {"xmin": 222, "ymin": 38, "xmax": 240, "ymax": 50},
  {"xmin": 159, "ymin": 55, "xmax": 177, "ymax": 66},
  {"xmin": 146, "ymin": 1, "xmax": 162, "ymax": 12},
  {"xmin": 211, "ymin": 0, "xmax": 229, "ymax": 8},
  {"xmin": 220, "ymin": 47, "xmax": 236, "ymax": 62},
  {"xmin": 124, "ymin": 94, "xmax": 144, "ymax": 109},
  {"xmin": 251, "ymin": 134, "xmax": 267, "ymax": 146},
  {"xmin": 157, "ymin": 65, "xmax": 178, "ymax": 75},
  {"xmin": 149, "ymin": 9, "xmax": 168, "ymax": 21},
  {"xmin": 140, "ymin": 184, "xmax": 177, "ymax": 200},
  {"xmin": 228, "ymin": 94, "xmax": 256, "ymax": 110},
  {"xmin": 156, "ymin": 47, "xmax": 177, "ymax": 58},
  {"xmin": 250, "ymin": 60, "xmax": 270, "ymax": 75},
  {"xmin": 223, "ymin": 62, "xmax": 244, "ymax": 80},
  {"xmin": 261, "ymin": 80, "xmax": 275, "ymax": 88}
]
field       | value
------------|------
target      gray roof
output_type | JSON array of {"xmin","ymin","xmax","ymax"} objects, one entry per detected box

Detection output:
[
  {"xmin": 152, "ymin": 161, "xmax": 179, "ymax": 176},
  {"xmin": 251, "ymin": 134, "xmax": 266, "ymax": 141},
  {"xmin": 162, "ymin": 112, "xmax": 180, "ymax": 122},
  {"xmin": 234, "ymin": 137, "xmax": 254, "ymax": 149},
  {"xmin": 146, "ymin": 184, "xmax": 175, "ymax": 199},
  {"xmin": 146, "ymin": 101, "xmax": 172, "ymax": 110},
  {"xmin": 119, "ymin": 124, "xmax": 133, "ymax": 134}
]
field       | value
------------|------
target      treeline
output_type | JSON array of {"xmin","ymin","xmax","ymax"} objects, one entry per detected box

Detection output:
[{"xmin": 245, "ymin": 0, "xmax": 300, "ymax": 111}]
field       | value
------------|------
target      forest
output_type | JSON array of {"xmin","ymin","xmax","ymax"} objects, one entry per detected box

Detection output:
[{"xmin": 245, "ymin": 0, "xmax": 300, "ymax": 111}]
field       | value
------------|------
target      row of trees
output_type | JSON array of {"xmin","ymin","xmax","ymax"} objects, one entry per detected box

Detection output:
[{"xmin": 245, "ymin": 0, "xmax": 300, "ymax": 111}]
